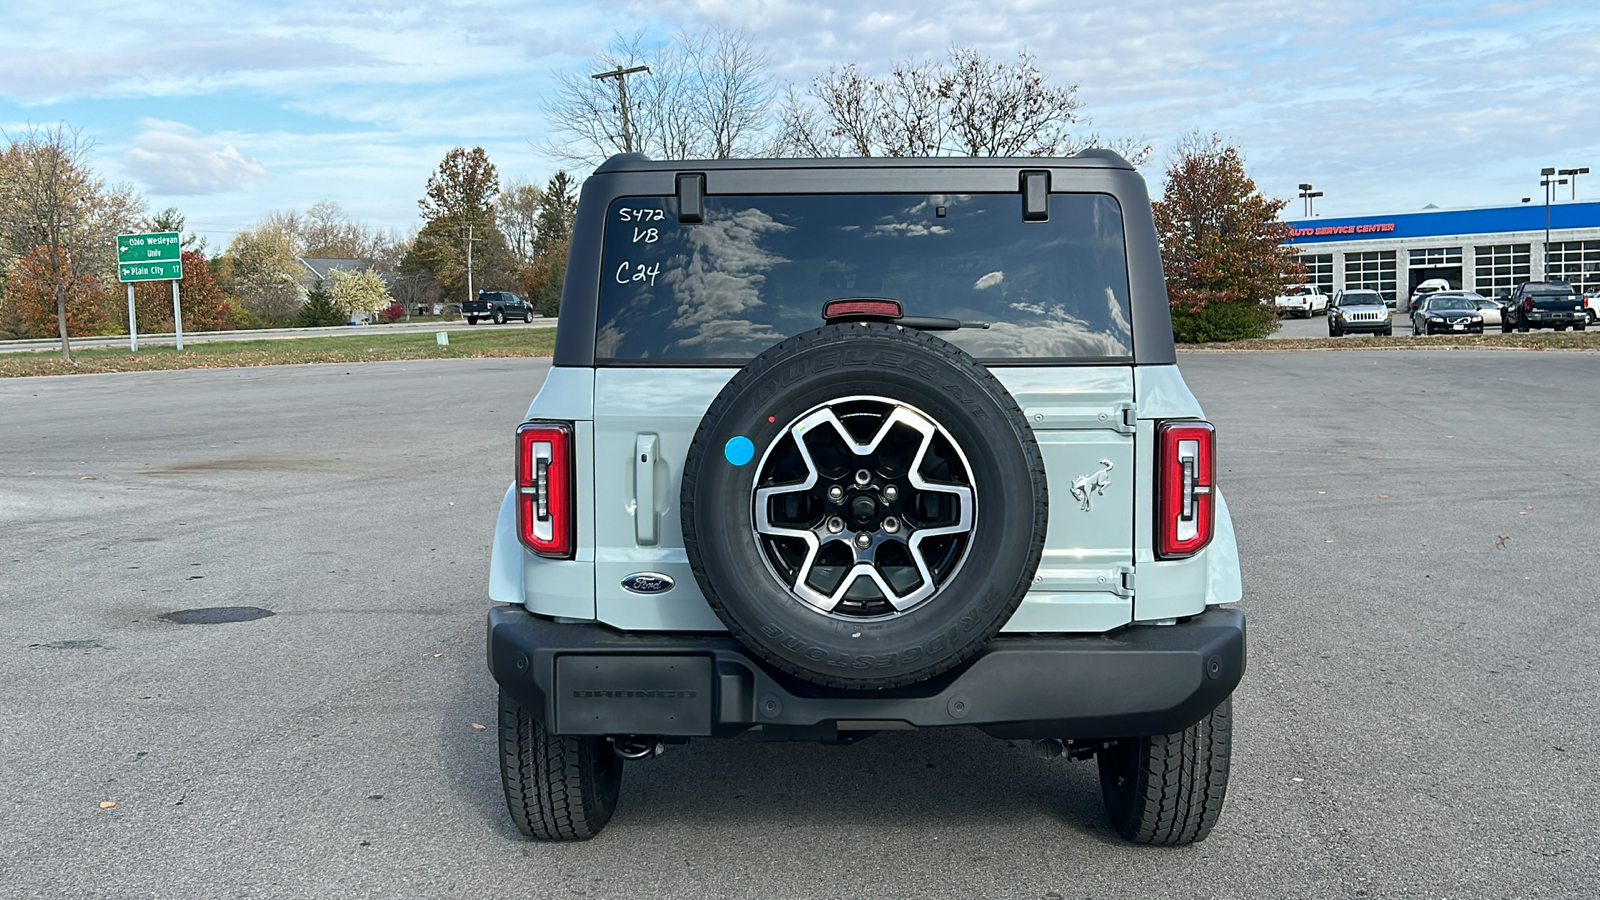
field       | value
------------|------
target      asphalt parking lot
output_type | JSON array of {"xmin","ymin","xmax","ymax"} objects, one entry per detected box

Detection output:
[{"xmin": 2, "ymin": 351, "xmax": 1596, "ymax": 898}]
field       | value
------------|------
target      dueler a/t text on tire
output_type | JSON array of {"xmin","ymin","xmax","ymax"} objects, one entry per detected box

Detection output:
[{"xmin": 680, "ymin": 322, "xmax": 1048, "ymax": 689}]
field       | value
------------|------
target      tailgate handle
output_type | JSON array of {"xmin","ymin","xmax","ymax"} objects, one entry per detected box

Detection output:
[{"xmin": 635, "ymin": 434, "xmax": 658, "ymax": 545}]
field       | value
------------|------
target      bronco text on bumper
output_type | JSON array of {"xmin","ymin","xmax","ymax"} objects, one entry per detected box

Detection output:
[{"xmin": 486, "ymin": 152, "xmax": 1247, "ymax": 846}]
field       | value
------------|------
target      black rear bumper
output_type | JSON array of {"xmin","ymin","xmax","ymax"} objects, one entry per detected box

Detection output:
[{"xmin": 488, "ymin": 606, "xmax": 1245, "ymax": 740}]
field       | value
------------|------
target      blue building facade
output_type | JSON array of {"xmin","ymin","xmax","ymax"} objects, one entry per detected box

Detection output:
[{"xmin": 1283, "ymin": 201, "xmax": 1600, "ymax": 305}]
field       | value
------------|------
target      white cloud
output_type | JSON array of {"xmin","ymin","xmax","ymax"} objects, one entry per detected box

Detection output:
[{"xmin": 123, "ymin": 120, "xmax": 269, "ymax": 195}]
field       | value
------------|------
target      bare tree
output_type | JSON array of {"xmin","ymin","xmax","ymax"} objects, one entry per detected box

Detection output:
[
  {"xmin": 496, "ymin": 179, "xmax": 544, "ymax": 265},
  {"xmin": 543, "ymin": 27, "xmax": 777, "ymax": 164},
  {"xmin": 777, "ymin": 48, "xmax": 1150, "ymax": 163},
  {"xmin": 0, "ymin": 125, "xmax": 144, "ymax": 358}
]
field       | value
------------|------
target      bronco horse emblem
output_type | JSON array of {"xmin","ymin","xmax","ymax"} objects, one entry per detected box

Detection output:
[{"xmin": 1070, "ymin": 459, "xmax": 1114, "ymax": 511}]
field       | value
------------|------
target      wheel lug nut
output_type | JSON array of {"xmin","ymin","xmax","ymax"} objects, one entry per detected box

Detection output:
[
  {"xmin": 827, "ymin": 516, "xmax": 844, "ymax": 534},
  {"xmin": 882, "ymin": 485, "xmax": 899, "ymax": 502},
  {"xmin": 855, "ymin": 531, "xmax": 872, "ymax": 548},
  {"xmin": 854, "ymin": 469, "xmax": 871, "ymax": 486},
  {"xmin": 883, "ymin": 516, "xmax": 900, "ymax": 533},
  {"xmin": 827, "ymin": 485, "xmax": 844, "ymax": 503}
]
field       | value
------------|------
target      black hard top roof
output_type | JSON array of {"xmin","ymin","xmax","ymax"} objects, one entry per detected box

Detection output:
[{"xmin": 593, "ymin": 148, "xmax": 1134, "ymax": 175}]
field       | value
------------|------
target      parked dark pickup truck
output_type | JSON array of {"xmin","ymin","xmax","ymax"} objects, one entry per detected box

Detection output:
[
  {"xmin": 463, "ymin": 291, "xmax": 533, "ymax": 324},
  {"xmin": 1502, "ymin": 281, "xmax": 1587, "ymax": 332}
]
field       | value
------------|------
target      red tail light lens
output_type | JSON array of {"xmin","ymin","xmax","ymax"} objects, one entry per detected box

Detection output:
[
  {"xmin": 1157, "ymin": 421, "xmax": 1215, "ymax": 559},
  {"xmin": 517, "ymin": 422, "xmax": 574, "ymax": 558},
  {"xmin": 823, "ymin": 299, "xmax": 902, "ymax": 320},
  {"xmin": 1523, "ymin": 297, "xmax": 1534, "ymax": 311}
]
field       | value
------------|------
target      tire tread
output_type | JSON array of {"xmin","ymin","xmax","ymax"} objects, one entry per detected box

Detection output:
[{"xmin": 498, "ymin": 690, "xmax": 620, "ymax": 840}]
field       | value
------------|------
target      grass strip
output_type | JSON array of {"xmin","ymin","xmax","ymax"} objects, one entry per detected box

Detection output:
[{"xmin": 0, "ymin": 328, "xmax": 556, "ymax": 378}]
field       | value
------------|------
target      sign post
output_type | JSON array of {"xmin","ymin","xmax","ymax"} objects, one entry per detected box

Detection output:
[
  {"xmin": 117, "ymin": 231, "xmax": 183, "ymax": 351},
  {"xmin": 171, "ymin": 281, "xmax": 184, "ymax": 350},
  {"xmin": 126, "ymin": 284, "xmax": 138, "ymax": 352}
]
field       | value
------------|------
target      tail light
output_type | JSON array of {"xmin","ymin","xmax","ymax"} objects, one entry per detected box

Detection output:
[
  {"xmin": 1523, "ymin": 297, "xmax": 1534, "ymax": 311},
  {"xmin": 517, "ymin": 422, "xmax": 574, "ymax": 558},
  {"xmin": 1157, "ymin": 421, "xmax": 1215, "ymax": 559}
]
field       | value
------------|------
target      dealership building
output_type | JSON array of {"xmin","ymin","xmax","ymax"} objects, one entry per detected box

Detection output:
[{"xmin": 1283, "ymin": 200, "xmax": 1600, "ymax": 305}]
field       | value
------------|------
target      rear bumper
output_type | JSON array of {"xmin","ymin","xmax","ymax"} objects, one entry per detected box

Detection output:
[
  {"xmin": 487, "ymin": 605, "xmax": 1245, "ymax": 740},
  {"xmin": 1525, "ymin": 310, "xmax": 1584, "ymax": 324}
]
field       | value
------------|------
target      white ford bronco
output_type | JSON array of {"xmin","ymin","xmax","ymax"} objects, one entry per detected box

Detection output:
[{"xmin": 486, "ymin": 152, "xmax": 1245, "ymax": 845}]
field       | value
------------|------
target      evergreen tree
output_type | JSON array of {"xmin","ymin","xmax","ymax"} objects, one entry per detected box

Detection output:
[{"xmin": 295, "ymin": 281, "xmax": 346, "ymax": 327}]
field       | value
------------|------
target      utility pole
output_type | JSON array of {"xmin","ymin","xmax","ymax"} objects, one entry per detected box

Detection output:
[
  {"xmin": 465, "ymin": 223, "xmax": 480, "ymax": 304},
  {"xmin": 592, "ymin": 64, "xmax": 651, "ymax": 153}
]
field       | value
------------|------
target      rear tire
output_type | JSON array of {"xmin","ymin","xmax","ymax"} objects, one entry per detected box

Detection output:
[
  {"xmin": 498, "ymin": 690, "xmax": 622, "ymax": 841},
  {"xmin": 494, "ymin": 310, "xmax": 507, "ymax": 325},
  {"xmin": 1098, "ymin": 696, "xmax": 1233, "ymax": 846},
  {"xmin": 467, "ymin": 316, "xmax": 479, "ymax": 325}
]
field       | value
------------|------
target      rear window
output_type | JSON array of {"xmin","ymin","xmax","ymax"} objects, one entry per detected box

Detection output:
[{"xmin": 594, "ymin": 193, "xmax": 1132, "ymax": 363}]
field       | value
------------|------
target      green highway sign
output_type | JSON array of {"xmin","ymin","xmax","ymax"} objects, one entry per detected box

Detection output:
[
  {"xmin": 117, "ymin": 231, "xmax": 181, "ymax": 266},
  {"xmin": 119, "ymin": 260, "xmax": 183, "ymax": 282}
]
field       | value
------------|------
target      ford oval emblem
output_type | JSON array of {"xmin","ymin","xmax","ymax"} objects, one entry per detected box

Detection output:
[{"xmin": 621, "ymin": 572, "xmax": 675, "ymax": 594}]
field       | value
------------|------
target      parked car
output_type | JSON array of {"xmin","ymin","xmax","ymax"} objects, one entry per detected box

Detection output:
[
  {"xmin": 1473, "ymin": 296, "xmax": 1506, "ymax": 327},
  {"xmin": 1407, "ymin": 278, "xmax": 1454, "ymax": 314},
  {"xmin": 1501, "ymin": 281, "xmax": 1587, "ymax": 332},
  {"xmin": 1273, "ymin": 284, "xmax": 1329, "ymax": 318},
  {"xmin": 1412, "ymin": 295, "xmax": 1484, "ymax": 335},
  {"xmin": 485, "ymin": 151, "xmax": 1245, "ymax": 846},
  {"xmin": 1582, "ymin": 292, "xmax": 1598, "ymax": 324},
  {"xmin": 1328, "ymin": 289, "xmax": 1392, "ymax": 336},
  {"xmin": 463, "ymin": 290, "xmax": 533, "ymax": 324}
]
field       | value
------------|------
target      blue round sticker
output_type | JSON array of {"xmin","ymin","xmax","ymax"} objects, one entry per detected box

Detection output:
[{"xmin": 724, "ymin": 436, "xmax": 755, "ymax": 466}]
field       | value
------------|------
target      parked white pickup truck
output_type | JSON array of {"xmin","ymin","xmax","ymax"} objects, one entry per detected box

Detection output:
[{"xmin": 1273, "ymin": 284, "xmax": 1329, "ymax": 318}]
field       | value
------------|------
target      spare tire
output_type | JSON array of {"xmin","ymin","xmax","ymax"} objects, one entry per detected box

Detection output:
[{"xmin": 680, "ymin": 322, "xmax": 1048, "ymax": 689}]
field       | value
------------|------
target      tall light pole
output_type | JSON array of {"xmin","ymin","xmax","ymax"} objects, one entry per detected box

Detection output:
[
  {"xmin": 1298, "ymin": 182, "xmax": 1323, "ymax": 217},
  {"xmin": 1540, "ymin": 168, "xmax": 1568, "ymax": 276},
  {"xmin": 1558, "ymin": 166, "xmax": 1589, "ymax": 200},
  {"xmin": 592, "ymin": 64, "xmax": 651, "ymax": 153}
]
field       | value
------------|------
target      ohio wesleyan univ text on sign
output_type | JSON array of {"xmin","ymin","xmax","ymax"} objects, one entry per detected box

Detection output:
[{"xmin": 117, "ymin": 232, "xmax": 182, "ymax": 282}]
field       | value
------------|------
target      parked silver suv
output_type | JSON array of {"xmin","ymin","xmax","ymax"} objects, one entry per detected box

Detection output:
[
  {"xmin": 485, "ymin": 152, "xmax": 1246, "ymax": 846},
  {"xmin": 1328, "ymin": 289, "xmax": 1393, "ymax": 336}
]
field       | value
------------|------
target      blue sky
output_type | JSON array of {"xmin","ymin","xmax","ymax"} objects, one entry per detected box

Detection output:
[{"xmin": 4, "ymin": 0, "xmax": 1598, "ymax": 250}]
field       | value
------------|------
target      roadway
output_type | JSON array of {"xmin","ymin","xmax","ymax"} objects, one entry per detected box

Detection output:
[{"xmin": 1, "ymin": 352, "xmax": 1595, "ymax": 898}]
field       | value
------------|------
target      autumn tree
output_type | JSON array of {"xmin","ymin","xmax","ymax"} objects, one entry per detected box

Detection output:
[
  {"xmin": 0, "ymin": 125, "xmax": 144, "ymax": 355},
  {"xmin": 224, "ymin": 215, "xmax": 303, "ymax": 326},
  {"xmin": 403, "ymin": 147, "xmax": 514, "ymax": 305},
  {"xmin": 778, "ymin": 48, "xmax": 1149, "ymax": 162},
  {"xmin": 325, "ymin": 267, "xmax": 391, "ymax": 318},
  {"xmin": 1154, "ymin": 132, "xmax": 1299, "ymax": 342},
  {"xmin": 3, "ymin": 247, "xmax": 107, "ymax": 338}
]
